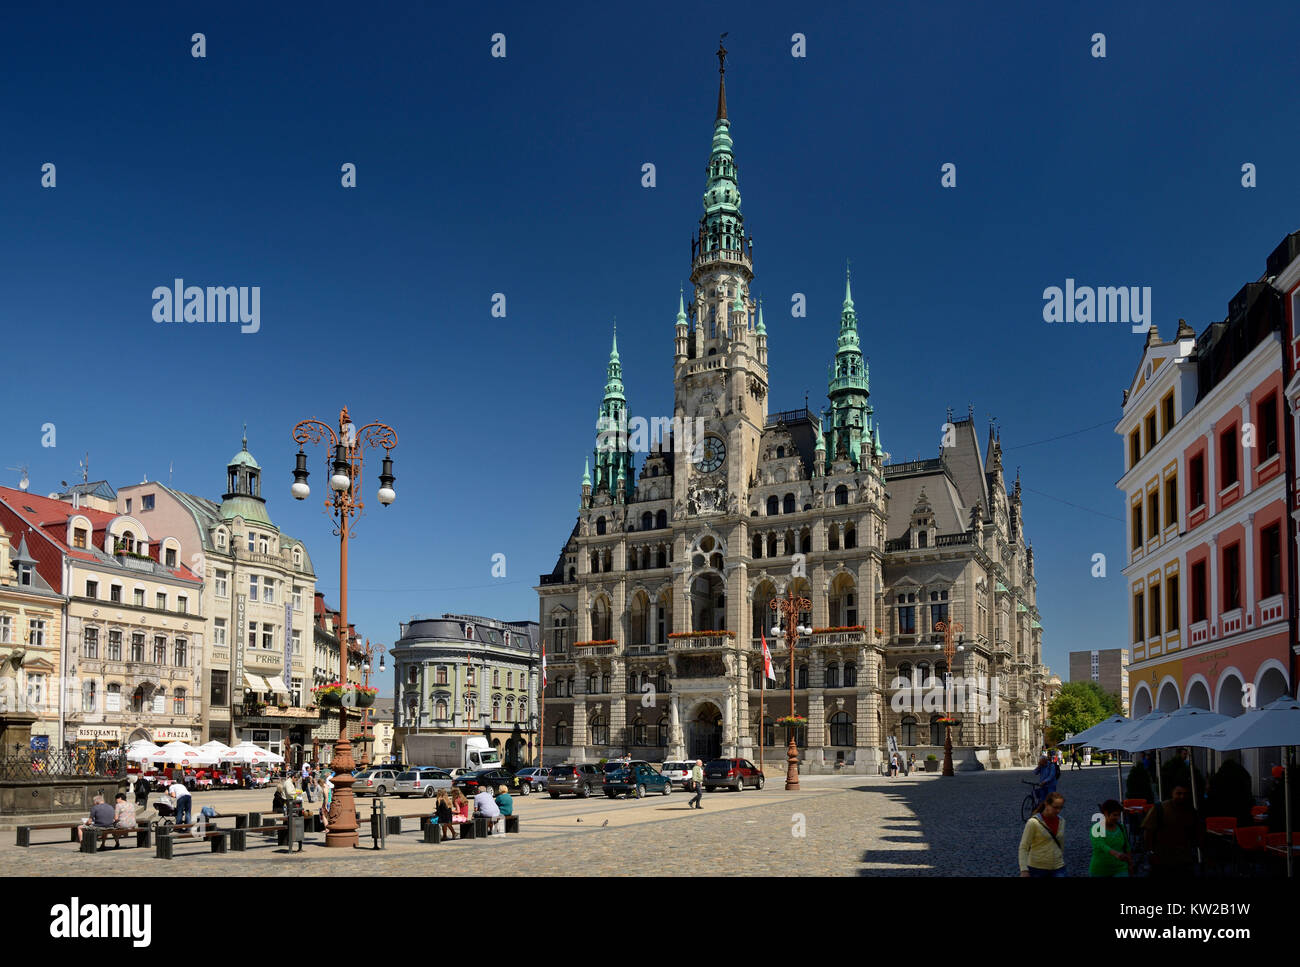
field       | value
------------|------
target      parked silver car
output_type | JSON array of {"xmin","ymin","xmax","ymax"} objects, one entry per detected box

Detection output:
[
  {"xmin": 353, "ymin": 768, "xmax": 401, "ymax": 797},
  {"xmin": 393, "ymin": 767, "xmax": 453, "ymax": 798},
  {"xmin": 661, "ymin": 761, "xmax": 695, "ymax": 790}
]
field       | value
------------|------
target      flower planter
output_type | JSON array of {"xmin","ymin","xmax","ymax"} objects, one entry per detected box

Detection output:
[
  {"xmin": 924, "ymin": 759, "xmax": 939, "ymax": 773},
  {"xmin": 316, "ymin": 692, "xmax": 343, "ymax": 708},
  {"xmin": 354, "ymin": 690, "xmax": 376, "ymax": 709}
]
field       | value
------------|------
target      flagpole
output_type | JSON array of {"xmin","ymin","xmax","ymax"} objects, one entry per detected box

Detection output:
[
  {"xmin": 759, "ymin": 652, "xmax": 765, "ymax": 773},
  {"xmin": 540, "ymin": 644, "xmax": 546, "ymax": 769}
]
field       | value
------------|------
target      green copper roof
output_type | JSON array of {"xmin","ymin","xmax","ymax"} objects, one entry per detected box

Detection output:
[
  {"xmin": 219, "ymin": 494, "xmax": 273, "ymax": 526},
  {"xmin": 676, "ymin": 287, "xmax": 687, "ymax": 328},
  {"xmin": 996, "ymin": 582, "xmax": 1009, "ymax": 594},
  {"xmin": 1016, "ymin": 602, "xmax": 1029, "ymax": 613},
  {"xmin": 582, "ymin": 457, "xmax": 591, "ymax": 488},
  {"xmin": 1031, "ymin": 620, "xmax": 1043, "ymax": 630},
  {"xmin": 756, "ymin": 297, "xmax": 766, "ymax": 335},
  {"xmin": 228, "ymin": 448, "xmax": 260, "ymax": 470},
  {"xmin": 843, "ymin": 269, "xmax": 855, "ymax": 311}
]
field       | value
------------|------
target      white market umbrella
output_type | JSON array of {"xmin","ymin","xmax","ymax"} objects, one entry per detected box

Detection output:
[
  {"xmin": 1059, "ymin": 715, "xmax": 1129, "ymax": 748},
  {"xmin": 126, "ymin": 741, "xmax": 162, "ymax": 762},
  {"xmin": 223, "ymin": 743, "xmax": 284, "ymax": 765},
  {"xmin": 1191, "ymin": 697, "xmax": 1300, "ymax": 878},
  {"xmin": 148, "ymin": 741, "xmax": 218, "ymax": 767},
  {"xmin": 196, "ymin": 740, "xmax": 233, "ymax": 759}
]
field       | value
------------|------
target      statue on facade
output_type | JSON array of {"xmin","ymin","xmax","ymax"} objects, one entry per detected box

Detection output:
[{"xmin": 0, "ymin": 646, "xmax": 27, "ymax": 713}]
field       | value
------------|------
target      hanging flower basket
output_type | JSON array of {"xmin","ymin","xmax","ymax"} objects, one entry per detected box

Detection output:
[
  {"xmin": 809, "ymin": 626, "xmax": 867, "ymax": 635},
  {"xmin": 775, "ymin": 715, "xmax": 807, "ymax": 729},
  {"xmin": 667, "ymin": 630, "xmax": 736, "ymax": 639},
  {"xmin": 311, "ymin": 683, "xmax": 377, "ymax": 708}
]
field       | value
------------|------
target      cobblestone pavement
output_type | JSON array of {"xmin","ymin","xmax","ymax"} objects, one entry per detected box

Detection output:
[{"xmin": 0, "ymin": 766, "xmax": 1124, "ymax": 876}]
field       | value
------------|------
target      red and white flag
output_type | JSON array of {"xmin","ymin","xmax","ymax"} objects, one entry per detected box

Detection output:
[
  {"xmin": 541, "ymin": 646, "xmax": 548, "ymax": 688},
  {"xmin": 761, "ymin": 632, "xmax": 776, "ymax": 682}
]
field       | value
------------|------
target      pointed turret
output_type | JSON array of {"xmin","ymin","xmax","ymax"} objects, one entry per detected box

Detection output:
[
  {"xmin": 823, "ymin": 265, "xmax": 872, "ymax": 473},
  {"xmin": 674, "ymin": 286, "xmax": 689, "ymax": 361},
  {"xmin": 593, "ymin": 325, "xmax": 635, "ymax": 501}
]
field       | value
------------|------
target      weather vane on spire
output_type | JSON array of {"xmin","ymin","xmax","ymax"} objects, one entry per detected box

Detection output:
[{"xmin": 718, "ymin": 32, "xmax": 729, "ymax": 70}]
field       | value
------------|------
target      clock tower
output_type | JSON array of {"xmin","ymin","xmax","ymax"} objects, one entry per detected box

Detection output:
[{"xmin": 672, "ymin": 40, "xmax": 769, "ymax": 518}]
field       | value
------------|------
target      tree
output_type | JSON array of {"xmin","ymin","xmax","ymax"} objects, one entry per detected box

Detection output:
[{"xmin": 1048, "ymin": 682, "xmax": 1114, "ymax": 742}]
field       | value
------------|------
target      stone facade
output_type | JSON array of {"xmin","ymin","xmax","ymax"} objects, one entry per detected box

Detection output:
[{"xmin": 536, "ymin": 47, "xmax": 1052, "ymax": 772}]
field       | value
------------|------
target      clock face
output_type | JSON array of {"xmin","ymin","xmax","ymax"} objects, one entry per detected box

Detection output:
[{"xmin": 694, "ymin": 434, "xmax": 726, "ymax": 473}]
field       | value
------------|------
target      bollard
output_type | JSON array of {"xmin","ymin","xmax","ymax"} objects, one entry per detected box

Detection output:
[
  {"xmin": 80, "ymin": 832, "xmax": 98, "ymax": 854},
  {"xmin": 505, "ymin": 815, "xmax": 520, "ymax": 834},
  {"xmin": 423, "ymin": 823, "xmax": 441, "ymax": 844},
  {"xmin": 248, "ymin": 812, "xmax": 262, "ymax": 829},
  {"xmin": 155, "ymin": 832, "xmax": 174, "ymax": 860},
  {"xmin": 473, "ymin": 815, "xmax": 488, "ymax": 838},
  {"xmin": 461, "ymin": 820, "xmax": 476, "ymax": 840},
  {"xmin": 231, "ymin": 828, "xmax": 248, "ymax": 851},
  {"xmin": 370, "ymin": 797, "xmax": 386, "ymax": 850},
  {"xmin": 210, "ymin": 831, "xmax": 228, "ymax": 853},
  {"xmin": 235, "ymin": 814, "xmax": 249, "ymax": 830},
  {"xmin": 137, "ymin": 827, "xmax": 152, "ymax": 849},
  {"xmin": 387, "ymin": 815, "xmax": 403, "ymax": 836}
]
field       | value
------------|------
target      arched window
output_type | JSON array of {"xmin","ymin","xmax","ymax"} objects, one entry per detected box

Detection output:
[
  {"xmin": 586, "ymin": 674, "xmax": 596, "ymax": 694},
  {"xmin": 435, "ymin": 699, "xmax": 448, "ymax": 719},
  {"xmin": 783, "ymin": 493, "xmax": 796, "ymax": 514},
  {"xmin": 506, "ymin": 699, "xmax": 515, "ymax": 722},
  {"xmin": 131, "ymin": 686, "xmax": 147, "ymax": 714},
  {"xmin": 825, "ymin": 663, "xmax": 839, "ymax": 688},
  {"xmin": 827, "ymin": 524, "xmax": 840, "ymax": 551},
  {"xmin": 601, "ymin": 672, "xmax": 611, "ymax": 693},
  {"xmin": 844, "ymin": 662, "xmax": 857, "ymax": 687},
  {"xmin": 641, "ymin": 512, "xmax": 653, "ymax": 530},
  {"xmin": 173, "ymin": 689, "xmax": 186, "ymax": 715},
  {"xmin": 596, "ymin": 516, "xmax": 607, "ymax": 536},
  {"xmin": 916, "ymin": 661, "xmax": 931, "ymax": 685},
  {"xmin": 801, "ymin": 530, "xmax": 811, "ymax": 553},
  {"xmin": 917, "ymin": 531, "xmax": 928, "ymax": 548},
  {"xmin": 844, "ymin": 524, "xmax": 857, "ymax": 549},
  {"xmin": 835, "ymin": 485, "xmax": 849, "ymax": 506},
  {"xmin": 656, "ymin": 510, "xmax": 668, "ymax": 529},
  {"xmin": 492, "ymin": 697, "xmax": 501, "ymax": 722},
  {"xmin": 897, "ymin": 661, "xmax": 913, "ymax": 687},
  {"xmin": 467, "ymin": 699, "xmax": 476, "ymax": 722},
  {"xmin": 657, "ymin": 717, "xmax": 670, "ymax": 746},
  {"xmin": 632, "ymin": 717, "xmax": 647, "ymax": 745},
  {"xmin": 752, "ymin": 669, "xmax": 763, "ymax": 689},
  {"xmin": 556, "ymin": 721, "xmax": 570, "ymax": 746},
  {"xmin": 591, "ymin": 553, "xmax": 600, "ymax": 573},
  {"xmin": 752, "ymin": 535, "xmax": 763, "ymax": 558},
  {"xmin": 763, "ymin": 716, "xmax": 775, "ymax": 747},
  {"xmin": 776, "ymin": 446, "xmax": 785, "ymax": 459},
  {"xmin": 901, "ymin": 715, "xmax": 917, "ymax": 746},
  {"xmin": 829, "ymin": 712, "xmax": 853, "ymax": 746},
  {"xmin": 106, "ymin": 683, "xmax": 121, "ymax": 712},
  {"xmin": 590, "ymin": 713, "xmax": 608, "ymax": 746},
  {"xmin": 797, "ymin": 664, "xmax": 808, "ymax": 690},
  {"xmin": 82, "ymin": 679, "xmax": 97, "ymax": 713}
]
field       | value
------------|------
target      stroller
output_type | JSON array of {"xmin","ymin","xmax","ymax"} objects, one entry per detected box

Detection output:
[{"xmin": 152, "ymin": 798, "xmax": 177, "ymax": 829}]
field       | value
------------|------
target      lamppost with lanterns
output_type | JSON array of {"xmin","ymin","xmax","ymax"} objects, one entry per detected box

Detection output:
[
  {"xmin": 769, "ymin": 590, "xmax": 812, "ymax": 791},
  {"xmin": 291, "ymin": 406, "xmax": 397, "ymax": 848},
  {"xmin": 932, "ymin": 619, "xmax": 964, "ymax": 777},
  {"xmin": 355, "ymin": 639, "xmax": 385, "ymax": 769}
]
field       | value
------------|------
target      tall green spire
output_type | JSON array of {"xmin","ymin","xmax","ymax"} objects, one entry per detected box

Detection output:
[
  {"xmin": 582, "ymin": 457, "xmax": 591, "ymax": 488},
  {"xmin": 824, "ymin": 265, "xmax": 872, "ymax": 471},
  {"xmin": 676, "ymin": 286, "xmax": 687, "ymax": 328},
  {"xmin": 594, "ymin": 323, "xmax": 634, "ymax": 501},
  {"xmin": 698, "ymin": 40, "xmax": 744, "ymax": 258},
  {"xmin": 756, "ymin": 296, "xmax": 766, "ymax": 335}
]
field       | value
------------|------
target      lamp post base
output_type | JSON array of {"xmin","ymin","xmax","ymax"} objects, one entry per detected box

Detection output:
[
  {"xmin": 785, "ymin": 735, "xmax": 800, "ymax": 791},
  {"xmin": 942, "ymin": 725, "xmax": 954, "ymax": 777},
  {"xmin": 324, "ymin": 734, "xmax": 359, "ymax": 848}
]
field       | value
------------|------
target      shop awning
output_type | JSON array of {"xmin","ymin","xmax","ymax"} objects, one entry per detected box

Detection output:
[
  {"xmin": 267, "ymin": 676, "xmax": 290, "ymax": 698},
  {"xmin": 243, "ymin": 672, "xmax": 270, "ymax": 692}
]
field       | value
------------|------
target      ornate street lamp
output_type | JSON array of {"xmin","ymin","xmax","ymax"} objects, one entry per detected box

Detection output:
[
  {"xmin": 291, "ymin": 406, "xmax": 397, "ymax": 848},
  {"xmin": 769, "ymin": 590, "xmax": 812, "ymax": 791},
  {"xmin": 932, "ymin": 620, "xmax": 965, "ymax": 777}
]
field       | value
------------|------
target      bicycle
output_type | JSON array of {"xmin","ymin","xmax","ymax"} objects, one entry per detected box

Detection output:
[{"xmin": 1020, "ymin": 780, "xmax": 1045, "ymax": 822}]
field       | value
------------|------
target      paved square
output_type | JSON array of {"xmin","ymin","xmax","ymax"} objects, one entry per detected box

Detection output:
[{"xmin": 1, "ymin": 766, "xmax": 1123, "ymax": 876}]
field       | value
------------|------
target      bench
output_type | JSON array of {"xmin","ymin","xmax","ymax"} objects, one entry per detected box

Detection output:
[
  {"xmin": 16, "ymin": 822, "xmax": 83, "ymax": 847},
  {"xmin": 80, "ymin": 826, "xmax": 151, "ymax": 853},
  {"xmin": 227, "ymin": 821, "xmax": 296, "ymax": 852},
  {"xmin": 154, "ymin": 828, "xmax": 230, "ymax": 859}
]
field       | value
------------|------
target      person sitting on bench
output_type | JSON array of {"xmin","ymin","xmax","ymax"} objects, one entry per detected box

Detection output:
[
  {"xmin": 474, "ymin": 787, "xmax": 501, "ymax": 833},
  {"xmin": 435, "ymin": 790, "xmax": 455, "ymax": 838},
  {"xmin": 113, "ymin": 793, "xmax": 137, "ymax": 830},
  {"xmin": 77, "ymin": 795, "xmax": 116, "ymax": 842},
  {"xmin": 451, "ymin": 788, "xmax": 471, "ymax": 834}
]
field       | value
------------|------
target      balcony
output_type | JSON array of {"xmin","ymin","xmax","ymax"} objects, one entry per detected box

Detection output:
[
  {"xmin": 808, "ymin": 629, "xmax": 868, "ymax": 647},
  {"xmin": 573, "ymin": 641, "xmax": 617, "ymax": 658},
  {"xmin": 235, "ymin": 547, "xmax": 288, "ymax": 569},
  {"xmin": 626, "ymin": 644, "xmax": 668, "ymax": 657},
  {"xmin": 1260, "ymin": 594, "xmax": 1285, "ymax": 626},
  {"xmin": 1222, "ymin": 608, "xmax": 1243, "ymax": 637},
  {"xmin": 668, "ymin": 633, "xmax": 736, "ymax": 653},
  {"xmin": 691, "ymin": 245, "xmax": 752, "ymax": 275}
]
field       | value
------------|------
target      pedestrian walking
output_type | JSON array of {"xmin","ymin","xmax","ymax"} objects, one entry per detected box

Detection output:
[
  {"xmin": 1142, "ymin": 782, "xmax": 1202, "ymax": 877},
  {"xmin": 907, "ymin": 753, "xmax": 916, "ymax": 776},
  {"xmin": 688, "ymin": 759, "xmax": 705, "ymax": 809},
  {"xmin": 1018, "ymin": 791, "xmax": 1067, "ymax": 878},
  {"xmin": 888, "ymin": 753, "xmax": 899, "ymax": 777},
  {"xmin": 133, "ymin": 773, "xmax": 151, "ymax": 812},
  {"xmin": 1089, "ymin": 799, "xmax": 1132, "ymax": 877},
  {"xmin": 1070, "ymin": 747, "xmax": 1082, "ymax": 772}
]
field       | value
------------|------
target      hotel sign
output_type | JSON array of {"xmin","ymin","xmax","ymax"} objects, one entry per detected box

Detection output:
[{"xmin": 235, "ymin": 593, "xmax": 247, "ymax": 690}]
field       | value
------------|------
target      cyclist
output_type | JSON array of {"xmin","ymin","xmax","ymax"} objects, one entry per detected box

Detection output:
[{"xmin": 1031, "ymin": 755, "xmax": 1058, "ymax": 807}]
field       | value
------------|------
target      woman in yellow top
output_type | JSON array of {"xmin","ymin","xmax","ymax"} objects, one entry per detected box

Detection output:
[{"xmin": 1018, "ymin": 792, "xmax": 1066, "ymax": 877}]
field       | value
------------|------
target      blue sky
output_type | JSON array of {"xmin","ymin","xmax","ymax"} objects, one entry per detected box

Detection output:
[{"xmin": 3, "ymin": 2, "xmax": 1298, "ymax": 696}]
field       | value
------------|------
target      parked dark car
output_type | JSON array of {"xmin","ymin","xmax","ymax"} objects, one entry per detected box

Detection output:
[
  {"xmin": 703, "ymin": 758, "xmax": 765, "ymax": 792},
  {"xmin": 452, "ymin": 768, "xmax": 525, "ymax": 796},
  {"xmin": 603, "ymin": 763, "xmax": 672, "ymax": 799},
  {"xmin": 548, "ymin": 763, "xmax": 604, "ymax": 798}
]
